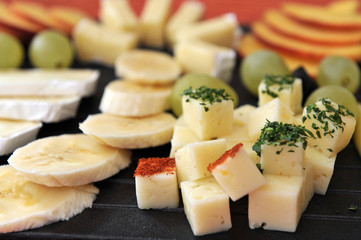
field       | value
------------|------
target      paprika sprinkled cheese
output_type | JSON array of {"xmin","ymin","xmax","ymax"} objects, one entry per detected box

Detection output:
[
  {"xmin": 208, "ymin": 143, "xmax": 243, "ymax": 172},
  {"xmin": 134, "ymin": 157, "xmax": 176, "ymax": 177}
]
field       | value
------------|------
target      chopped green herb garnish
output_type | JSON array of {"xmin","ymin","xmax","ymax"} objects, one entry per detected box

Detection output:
[
  {"xmin": 261, "ymin": 75, "xmax": 295, "ymax": 98},
  {"xmin": 349, "ymin": 205, "xmax": 358, "ymax": 211},
  {"xmin": 182, "ymin": 86, "xmax": 232, "ymax": 112},
  {"xmin": 256, "ymin": 163, "xmax": 263, "ymax": 174},
  {"xmin": 252, "ymin": 120, "xmax": 314, "ymax": 157}
]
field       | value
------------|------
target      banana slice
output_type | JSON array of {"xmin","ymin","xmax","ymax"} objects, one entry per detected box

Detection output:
[
  {"xmin": 115, "ymin": 50, "xmax": 182, "ymax": 85},
  {"xmin": 79, "ymin": 113, "xmax": 176, "ymax": 149},
  {"xmin": 100, "ymin": 80, "xmax": 172, "ymax": 117},
  {"xmin": 8, "ymin": 134, "xmax": 131, "ymax": 187},
  {"xmin": 0, "ymin": 165, "xmax": 98, "ymax": 233}
]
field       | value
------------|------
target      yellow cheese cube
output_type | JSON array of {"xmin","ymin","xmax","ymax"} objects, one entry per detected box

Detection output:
[
  {"xmin": 248, "ymin": 98, "xmax": 295, "ymax": 142},
  {"xmin": 175, "ymin": 13, "xmax": 240, "ymax": 48},
  {"xmin": 302, "ymin": 99, "xmax": 356, "ymax": 157},
  {"xmin": 248, "ymin": 174, "xmax": 303, "ymax": 232},
  {"xmin": 258, "ymin": 77, "xmax": 302, "ymax": 114},
  {"xmin": 218, "ymin": 125, "xmax": 250, "ymax": 150},
  {"xmin": 181, "ymin": 177, "xmax": 232, "ymax": 236},
  {"xmin": 305, "ymin": 147, "xmax": 336, "ymax": 195},
  {"xmin": 140, "ymin": 0, "xmax": 171, "ymax": 48},
  {"xmin": 175, "ymin": 40, "xmax": 236, "ymax": 82},
  {"xmin": 233, "ymin": 104, "xmax": 256, "ymax": 127},
  {"xmin": 175, "ymin": 139, "xmax": 227, "ymax": 185},
  {"xmin": 301, "ymin": 163, "xmax": 314, "ymax": 212},
  {"xmin": 182, "ymin": 96, "xmax": 233, "ymax": 140},
  {"xmin": 208, "ymin": 143, "xmax": 266, "ymax": 201},
  {"xmin": 165, "ymin": 0, "xmax": 204, "ymax": 47},
  {"xmin": 169, "ymin": 125, "xmax": 200, "ymax": 157},
  {"xmin": 353, "ymin": 103, "xmax": 361, "ymax": 156},
  {"xmin": 99, "ymin": 0, "xmax": 139, "ymax": 34},
  {"xmin": 260, "ymin": 142, "xmax": 304, "ymax": 176},
  {"xmin": 134, "ymin": 157, "xmax": 178, "ymax": 209},
  {"xmin": 242, "ymin": 141, "xmax": 260, "ymax": 164}
]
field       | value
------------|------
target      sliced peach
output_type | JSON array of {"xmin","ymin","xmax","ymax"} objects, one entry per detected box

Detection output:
[
  {"xmin": 9, "ymin": 1, "xmax": 71, "ymax": 35},
  {"xmin": 49, "ymin": 6, "xmax": 90, "ymax": 32},
  {"xmin": 282, "ymin": 2, "xmax": 361, "ymax": 30},
  {"xmin": 264, "ymin": 10, "xmax": 361, "ymax": 46},
  {"xmin": 252, "ymin": 21, "xmax": 361, "ymax": 61},
  {"xmin": 239, "ymin": 34, "xmax": 318, "ymax": 78},
  {"xmin": 0, "ymin": 2, "xmax": 43, "ymax": 34}
]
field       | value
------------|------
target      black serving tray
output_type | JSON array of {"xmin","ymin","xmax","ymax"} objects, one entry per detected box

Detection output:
[{"xmin": 1, "ymin": 53, "xmax": 361, "ymax": 240}]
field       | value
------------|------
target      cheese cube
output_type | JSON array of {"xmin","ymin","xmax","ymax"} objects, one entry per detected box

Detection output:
[
  {"xmin": 140, "ymin": 0, "xmax": 171, "ymax": 48},
  {"xmin": 258, "ymin": 77, "xmax": 302, "ymax": 114},
  {"xmin": 99, "ymin": 0, "xmax": 139, "ymax": 34},
  {"xmin": 305, "ymin": 147, "xmax": 336, "ymax": 195},
  {"xmin": 233, "ymin": 104, "xmax": 256, "ymax": 127},
  {"xmin": 175, "ymin": 139, "xmax": 227, "ymax": 185},
  {"xmin": 165, "ymin": 0, "xmax": 204, "ymax": 47},
  {"xmin": 181, "ymin": 177, "xmax": 232, "ymax": 236},
  {"xmin": 218, "ymin": 125, "xmax": 250, "ymax": 150},
  {"xmin": 242, "ymin": 141, "xmax": 260, "ymax": 164},
  {"xmin": 175, "ymin": 13, "xmax": 240, "ymax": 49},
  {"xmin": 260, "ymin": 142, "xmax": 304, "ymax": 176},
  {"xmin": 248, "ymin": 98, "xmax": 295, "ymax": 142},
  {"xmin": 248, "ymin": 174, "xmax": 303, "ymax": 232},
  {"xmin": 170, "ymin": 125, "xmax": 200, "ymax": 157},
  {"xmin": 301, "ymin": 163, "xmax": 314, "ymax": 212},
  {"xmin": 134, "ymin": 157, "xmax": 178, "ymax": 209},
  {"xmin": 182, "ymin": 95, "xmax": 233, "ymax": 140},
  {"xmin": 175, "ymin": 40, "xmax": 236, "ymax": 82},
  {"xmin": 208, "ymin": 143, "xmax": 266, "ymax": 201},
  {"xmin": 302, "ymin": 99, "xmax": 356, "ymax": 157},
  {"xmin": 73, "ymin": 18, "xmax": 138, "ymax": 66}
]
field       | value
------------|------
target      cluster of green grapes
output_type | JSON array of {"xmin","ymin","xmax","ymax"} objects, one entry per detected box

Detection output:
[
  {"xmin": 0, "ymin": 30, "xmax": 73, "ymax": 69},
  {"xmin": 240, "ymin": 50, "xmax": 360, "ymax": 117}
]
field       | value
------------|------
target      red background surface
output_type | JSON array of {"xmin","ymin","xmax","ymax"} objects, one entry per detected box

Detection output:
[{"xmin": 2, "ymin": 0, "xmax": 338, "ymax": 24}]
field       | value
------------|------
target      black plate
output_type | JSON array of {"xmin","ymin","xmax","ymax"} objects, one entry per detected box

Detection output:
[{"xmin": 1, "ymin": 54, "xmax": 361, "ymax": 240}]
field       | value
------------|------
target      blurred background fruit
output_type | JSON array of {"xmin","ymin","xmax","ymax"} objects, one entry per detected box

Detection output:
[{"xmin": 0, "ymin": 32, "xmax": 24, "ymax": 69}]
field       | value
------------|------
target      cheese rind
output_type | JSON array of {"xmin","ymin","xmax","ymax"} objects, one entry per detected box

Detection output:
[
  {"xmin": 181, "ymin": 177, "xmax": 232, "ymax": 236},
  {"xmin": 209, "ymin": 143, "xmax": 266, "ymax": 201},
  {"xmin": 175, "ymin": 139, "xmax": 227, "ymax": 185}
]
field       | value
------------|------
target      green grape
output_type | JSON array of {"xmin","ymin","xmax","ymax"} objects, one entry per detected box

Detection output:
[
  {"xmin": 171, "ymin": 73, "xmax": 239, "ymax": 117},
  {"xmin": 240, "ymin": 50, "xmax": 290, "ymax": 96},
  {"xmin": 317, "ymin": 56, "xmax": 360, "ymax": 94},
  {"xmin": 0, "ymin": 32, "xmax": 24, "ymax": 69},
  {"xmin": 305, "ymin": 85, "xmax": 359, "ymax": 118},
  {"xmin": 29, "ymin": 30, "xmax": 73, "ymax": 69}
]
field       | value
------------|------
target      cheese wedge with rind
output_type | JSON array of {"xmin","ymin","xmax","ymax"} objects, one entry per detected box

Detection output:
[
  {"xmin": 0, "ymin": 69, "xmax": 99, "ymax": 97},
  {"xmin": 8, "ymin": 134, "xmax": 131, "ymax": 187},
  {"xmin": 0, "ymin": 119, "xmax": 42, "ymax": 156},
  {"xmin": 0, "ymin": 165, "xmax": 98, "ymax": 233},
  {"xmin": 0, "ymin": 95, "xmax": 81, "ymax": 123},
  {"xmin": 79, "ymin": 113, "xmax": 176, "ymax": 149}
]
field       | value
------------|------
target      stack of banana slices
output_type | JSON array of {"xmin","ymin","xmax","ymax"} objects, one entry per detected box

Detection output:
[
  {"xmin": 80, "ymin": 49, "xmax": 179, "ymax": 149},
  {"xmin": 1, "ymin": 134, "xmax": 131, "ymax": 233}
]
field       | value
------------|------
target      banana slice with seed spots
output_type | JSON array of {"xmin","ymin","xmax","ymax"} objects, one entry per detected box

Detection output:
[
  {"xmin": 100, "ymin": 80, "xmax": 172, "ymax": 117},
  {"xmin": 8, "ymin": 134, "xmax": 131, "ymax": 187},
  {"xmin": 115, "ymin": 49, "xmax": 182, "ymax": 85},
  {"xmin": 79, "ymin": 112, "xmax": 176, "ymax": 149},
  {"xmin": 0, "ymin": 165, "xmax": 98, "ymax": 233}
]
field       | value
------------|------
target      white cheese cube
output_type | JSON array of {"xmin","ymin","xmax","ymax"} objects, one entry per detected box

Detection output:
[
  {"xmin": 233, "ymin": 104, "xmax": 256, "ymax": 127},
  {"xmin": 208, "ymin": 143, "xmax": 266, "ymax": 201},
  {"xmin": 218, "ymin": 125, "xmax": 250, "ymax": 150},
  {"xmin": 301, "ymin": 163, "xmax": 314, "ymax": 212},
  {"xmin": 260, "ymin": 142, "xmax": 304, "ymax": 176},
  {"xmin": 182, "ymin": 96, "xmax": 233, "ymax": 140},
  {"xmin": 181, "ymin": 177, "xmax": 232, "ymax": 236},
  {"xmin": 248, "ymin": 174, "xmax": 303, "ymax": 232},
  {"xmin": 258, "ymin": 77, "xmax": 302, "ymax": 114},
  {"xmin": 302, "ymin": 99, "xmax": 356, "ymax": 157},
  {"xmin": 170, "ymin": 125, "xmax": 200, "ymax": 157},
  {"xmin": 242, "ymin": 141, "xmax": 260, "ymax": 164},
  {"xmin": 248, "ymin": 98, "xmax": 295, "ymax": 142},
  {"xmin": 305, "ymin": 147, "xmax": 336, "ymax": 195},
  {"xmin": 175, "ymin": 139, "xmax": 227, "ymax": 185},
  {"xmin": 175, "ymin": 13, "xmax": 240, "ymax": 49},
  {"xmin": 175, "ymin": 40, "xmax": 236, "ymax": 82},
  {"xmin": 134, "ymin": 157, "xmax": 178, "ymax": 209},
  {"xmin": 165, "ymin": 0, "xmax": 204, "ymax": 47},
  {"xmin": 140, "ymin": 0, "xmax": 171, "ymax": 48}
]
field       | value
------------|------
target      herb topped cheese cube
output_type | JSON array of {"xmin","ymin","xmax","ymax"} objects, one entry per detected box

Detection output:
[
  {"xmin": 182, "ymin": 86, "xmax": 234, "ymax": 140},
  {"xmin": 258, "ymin": 75, "xmax": 302, "ymax": 114},
  {"xmin": 253, "ymin": 121, "xmax": 313, "ymax": 176},
  {"xmin": 302, "ymin": 98, "xmax": 356, "ymax": 157}
]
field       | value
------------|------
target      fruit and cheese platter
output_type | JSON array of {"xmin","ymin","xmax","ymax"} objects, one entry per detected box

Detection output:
[{"xmin": 1, "ymin": 0, "xmax": 361, "ymax": 239}]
